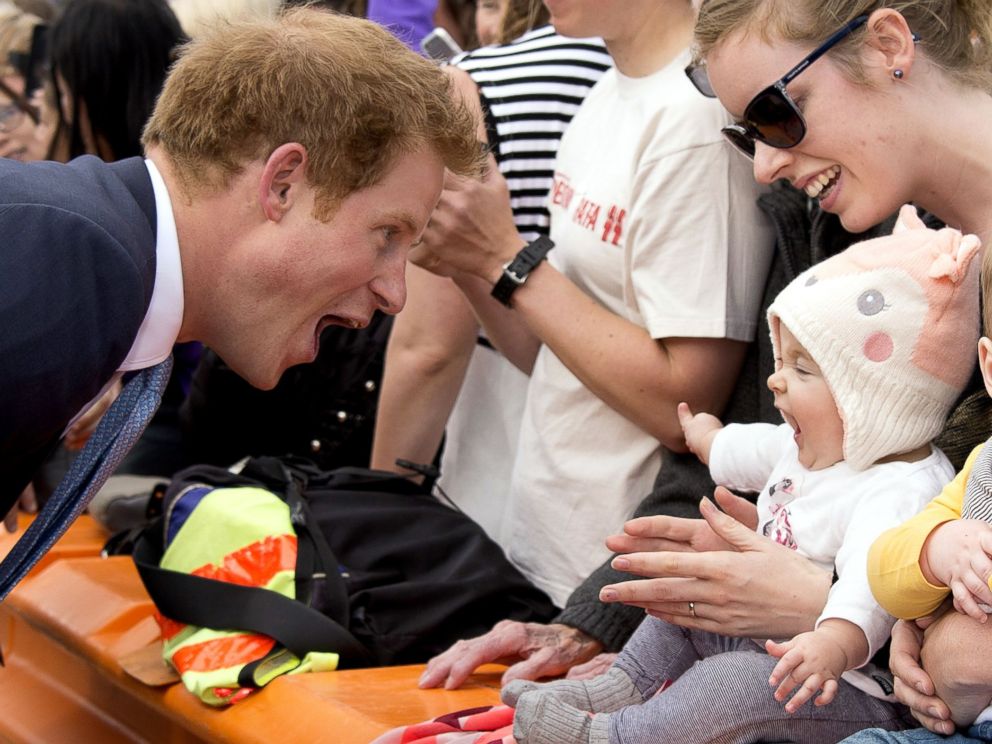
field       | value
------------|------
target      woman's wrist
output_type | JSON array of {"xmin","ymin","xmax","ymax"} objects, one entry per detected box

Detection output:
[{"xmin": 485, "ymin": 236, "xmax": 534, "ymax": 285}]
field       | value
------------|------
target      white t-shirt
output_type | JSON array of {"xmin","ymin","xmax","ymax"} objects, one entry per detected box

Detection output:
[
  {"xmin": 711, "ymin": 422, "xmax": 955, "ymax": 697},
  {"xmin": 504, "ymin": 51, "xmax": 774, "ymax": 606}
]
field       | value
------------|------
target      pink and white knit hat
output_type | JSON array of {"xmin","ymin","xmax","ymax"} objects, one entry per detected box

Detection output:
[{"xmin": 768, "ymin": 205, "xmax": 982, "ymax": 470}]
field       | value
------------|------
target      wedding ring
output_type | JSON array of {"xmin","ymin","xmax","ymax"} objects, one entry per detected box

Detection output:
[{"xmin": 688, "ymin": 601, "xmax": 696, "ymax": 617}]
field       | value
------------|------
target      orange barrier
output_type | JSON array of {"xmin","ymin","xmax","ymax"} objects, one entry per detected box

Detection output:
[
  {"xmin": 0, "ymin": 513, "xmax": 108, "ymax": 575},
  {"xmin": 0, "ymin": 519, "xmax": 503, "ymax": 743}
]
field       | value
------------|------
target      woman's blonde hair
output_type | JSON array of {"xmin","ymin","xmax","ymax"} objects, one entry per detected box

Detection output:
[
  {"xmin": 143, "ymin": 6, "xmax": 483, "ymax": 220},
  {"xmin": 694, "ymin": 0, "xmax": 992, "ymax": 91},
  {"xmin": 0, "ymin": 1, "xmax": 41, "ymax": 79},
  {"xmin": 497, "ymin": 0, "xmax": 550, "ymax": 45}
]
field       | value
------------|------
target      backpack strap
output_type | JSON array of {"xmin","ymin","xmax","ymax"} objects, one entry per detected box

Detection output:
[{"xmin": 132, "ymin": 510, "xmax": 374, "ymax": 668}]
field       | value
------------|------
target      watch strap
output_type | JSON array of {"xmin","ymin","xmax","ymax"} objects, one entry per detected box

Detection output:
[{"xmin": 491, "ymin": 236, "xmax": 554, "ymax": 306}]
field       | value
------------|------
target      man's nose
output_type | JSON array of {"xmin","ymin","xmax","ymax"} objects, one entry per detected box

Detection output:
[{"xmin": 371, "ymin": 257, "xmax": 407, "ymax": 315}]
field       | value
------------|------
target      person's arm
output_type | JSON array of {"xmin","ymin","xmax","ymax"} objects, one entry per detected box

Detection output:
[
  {"xmin": 467, "ymin": 253, "xmax": 747, "ymax": 448},
  {"xmin": 867, "ymin": 445, "xmax": 981, "ymax": 619},
  {"xmin": 448, "ymin": 270, "xmax": 542, "ymax": 373},
  {"xmin": 370, "ymin": 264, "xmax": 477, "ymax": 472}
]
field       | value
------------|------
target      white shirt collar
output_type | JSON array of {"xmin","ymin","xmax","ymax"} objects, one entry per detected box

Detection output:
[{"xmin": 117, "ymin": 158, "xmax": 184, "ymax": 371}]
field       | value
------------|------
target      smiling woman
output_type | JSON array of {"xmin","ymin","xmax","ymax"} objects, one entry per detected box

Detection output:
[{"xmin": 692, "ymin": 0, "xmax": 992, "ymax": 240}]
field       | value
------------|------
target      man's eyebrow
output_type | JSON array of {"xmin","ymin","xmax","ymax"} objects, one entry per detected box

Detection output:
[{"xmin": 380, "ymin": 210, "xmax": 420, "ymax": 232}]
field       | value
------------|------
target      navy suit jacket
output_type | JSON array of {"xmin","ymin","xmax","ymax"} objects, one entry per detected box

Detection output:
[{"xmin": 0, "ymin": 155, "xmax": 158, "ymax": 511}]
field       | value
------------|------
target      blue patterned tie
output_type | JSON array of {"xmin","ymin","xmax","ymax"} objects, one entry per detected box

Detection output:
[{"xmin": 0, "ymin": 357, "xmax": 173, "ymax": 601}]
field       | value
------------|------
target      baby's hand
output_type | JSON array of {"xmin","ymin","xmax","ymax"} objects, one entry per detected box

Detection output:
[
  {"xmin": 922, "ymin": 520, "xmax": 992, "ymax": 622},
  {"xmin": 676, "ymin": 402, "xmax": 722, "ymax": 465},
  {"xmin": 766, "ymin": 629, "xmax": 851, "ymax": 713}
]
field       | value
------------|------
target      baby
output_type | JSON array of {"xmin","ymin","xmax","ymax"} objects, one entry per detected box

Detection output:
[{"xmin": 505, "ymin": 206, "xmax": 981, "ymax": 744}]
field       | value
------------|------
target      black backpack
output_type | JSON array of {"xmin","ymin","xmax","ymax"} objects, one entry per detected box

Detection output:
[{"xmin": 132, "ymin": 456, "xmax": 558, "ymax": 677}]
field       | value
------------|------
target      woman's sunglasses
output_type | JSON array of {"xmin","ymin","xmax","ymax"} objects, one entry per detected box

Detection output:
[{"xmin": 685, "ymin": 15, "xmax": 891, "ymax": 159}]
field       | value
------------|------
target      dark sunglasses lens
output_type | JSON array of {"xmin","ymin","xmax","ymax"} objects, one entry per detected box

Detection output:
[
  {"xmin": 721, "ymin": 126, "xmax": 755, "ymax": 160},
  {"xmin": 747, "ymin": 89, "xmax": 805, "ymax": 148},
  {"xmin": 684, "ymin": 63, "xmax": 716, "ymax": 98}
]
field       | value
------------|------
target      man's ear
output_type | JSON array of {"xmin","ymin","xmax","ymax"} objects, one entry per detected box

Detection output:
[
  {"xmin": 259, "ymin": 143, "xmax": 308, "ymax": 222},
  {"xmin": 863, "ymin": 8, "xmax": 917, "ymax": 80},
  {"xmin": 978, "ymin": 337, "xmax": 992, "ymax": 399}
]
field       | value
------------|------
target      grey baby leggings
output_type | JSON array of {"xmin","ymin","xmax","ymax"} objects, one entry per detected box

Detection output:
[{"xmin": 608, "ymin": 616, "xmax": 912, "ymax": 744}]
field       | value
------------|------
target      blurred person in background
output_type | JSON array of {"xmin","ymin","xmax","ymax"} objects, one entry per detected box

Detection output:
[
  {"xmin": 0, "ymin": 1, "xmax": 48, "ymax": 161},
  {"xmin": 169, "ymin": 0, "xmax": 280, "ymax": 39}
]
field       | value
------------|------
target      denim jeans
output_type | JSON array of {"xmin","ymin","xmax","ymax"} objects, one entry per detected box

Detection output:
[{"xmin": 842, "ymin": 721, "xmax": 992, "ymax": 743}]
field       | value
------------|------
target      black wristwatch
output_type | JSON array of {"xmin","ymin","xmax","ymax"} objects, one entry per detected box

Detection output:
[{"xmin": 490, "ymin": 236, "xmax": 555, "ymax": 307}]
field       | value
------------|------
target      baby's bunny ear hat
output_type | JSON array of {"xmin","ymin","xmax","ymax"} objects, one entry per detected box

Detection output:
[{"xmin": 768, "ymin": 205, "xmax": 982, "ymax": 471}]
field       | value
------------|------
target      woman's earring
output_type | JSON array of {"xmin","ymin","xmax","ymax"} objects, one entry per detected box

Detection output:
[{"xmin": 893, "ymin": 69, "xmax": 904, "ymax": 79}]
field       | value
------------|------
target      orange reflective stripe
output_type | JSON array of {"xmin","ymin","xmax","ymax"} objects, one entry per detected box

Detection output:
[
  {"xmin": 171, "ymin": 634, "xmax": 276, "ymax": 674},
  {"xmin": 193, "ymin": 534, "xmax": 297, "ymax": 588},
  {"xmin": 157, "ymin": 612, "xmax": 186, "ymax": 641}
]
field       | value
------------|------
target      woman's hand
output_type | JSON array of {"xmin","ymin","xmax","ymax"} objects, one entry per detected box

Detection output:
[
  {"xmin": 601, "ymin": 492, "xmax": 831, "ymax": 638},
  {"xmin": 889, "ymin": 615, "xmax": 954, "ymax": 734},
  {"xmin": 417, "ymin": 154, "xmax": 523, "ymax": 283},
  {"xmin": 607, "ymin": 486, "xmax": 758, "ymax": 557}
]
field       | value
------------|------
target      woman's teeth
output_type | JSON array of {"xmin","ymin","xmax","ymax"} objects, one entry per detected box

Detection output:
[{"xmin": 804, "ymin": 166, "xmax": 840, "ymax": 199}]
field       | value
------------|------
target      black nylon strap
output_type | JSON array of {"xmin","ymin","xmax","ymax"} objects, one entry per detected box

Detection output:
[
  {"xmin": 491, "ymin": 235, "xmax": 554, "ymax": 306},
  {"xmin": 132, "ymin": 527, "xmax": 373, "ymax": 667}
]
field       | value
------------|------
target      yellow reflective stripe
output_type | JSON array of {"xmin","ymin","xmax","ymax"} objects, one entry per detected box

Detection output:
[{"xmin": 161, "ymin": 487, "xmax": 294, "ymax": 572}]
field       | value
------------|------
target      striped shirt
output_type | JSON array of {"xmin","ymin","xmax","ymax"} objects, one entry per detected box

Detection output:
[{"xmin": 453, "ymin": 26, "xmax": 611, "ymax": 241}]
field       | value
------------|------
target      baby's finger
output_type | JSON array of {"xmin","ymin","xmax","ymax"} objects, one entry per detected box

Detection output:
[
  {"xmin": 950, "ymin": 580, "xmax": 989, "ymax": 623},
  {"xmin": 962, "ymin": 571, "xmax": 992, "ymax": 616},
  {"xmin": 785, "ymin": 675, "xmax": 822, "ymax": 713},
  {"xmin": 676, "ymin": 402, "xmax": 693, "ymax": 427},
  {"xmin": 773, "ymin": 672, "xmax": 799, "ymax": 704},
  {"xmin": 765, "ymin": 638, "xmax": 791, "ymax": 661},
  {"xmin": 978, "ymin": 530, "xmax": 992, "ymax": 560},
  {"xmin": 768, "ymin": 654, "xmax": 793, "ymax": 687},
  {"xmin": 966, "ymin": 555, "xmax": 992, "ymax": 605},
  {"xmin": 814, "ymin": 679, "xmax": 838, "ymax": 707}
]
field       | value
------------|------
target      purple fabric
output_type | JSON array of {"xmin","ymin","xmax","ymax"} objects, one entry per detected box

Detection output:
[
  {"xmin": 366, "ymin": 0, "xmax": 437, "ymax": 53},
  {"xmin": 166, "ymin": 485, "xmax": 212, "ymax": 545}
]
